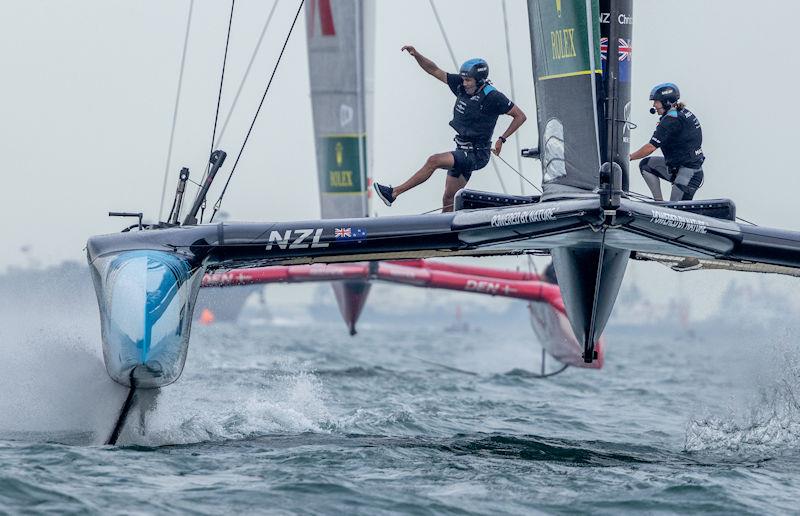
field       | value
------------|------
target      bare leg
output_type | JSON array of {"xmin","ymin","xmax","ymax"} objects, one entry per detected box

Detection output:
[
  {"xmin": 640, "ymin": 170, "xmax": 664, "ymax": 201},
  {"xmin": 394, "ymin": 152, "xmax": 455, "ymax": 197},
  {"xmin": 442, "ymin": 175, "xmax": 468, "ymax": 213}
]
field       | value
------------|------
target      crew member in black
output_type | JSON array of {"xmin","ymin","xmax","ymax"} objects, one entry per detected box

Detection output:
[
  {"xmin": 373, "ymin": 46, "xmax": 526, "ymax": 212},
  {"xmin": 629, "ymin": 83, "xmax": 705, "ymax": 201}
]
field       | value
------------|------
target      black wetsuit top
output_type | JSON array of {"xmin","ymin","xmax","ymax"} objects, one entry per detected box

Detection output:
[
  {"xmin": 446, "ymin": 73, "xmax": 514, "ymax": 146},
  {"xmin": 649, "ymin": 107, "xmax": 705, "ymax": 169}
]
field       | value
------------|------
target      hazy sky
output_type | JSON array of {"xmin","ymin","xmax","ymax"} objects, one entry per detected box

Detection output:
[{"xmin": 2, "ymin": 0, "xmax": 799, "ymax": 314}]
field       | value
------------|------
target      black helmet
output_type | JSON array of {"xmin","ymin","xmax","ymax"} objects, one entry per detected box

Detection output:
[
  {"xmin": 459, "ymin": 58, "xmax": 489, "ymax": 86},
  {"xmin": 649, "ymin": 82, "xmax": 680, "ymax": 108}
]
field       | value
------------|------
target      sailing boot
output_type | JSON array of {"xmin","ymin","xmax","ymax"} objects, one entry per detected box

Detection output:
[{"xmin": 373, "ymin": 182, "xmax": 395, "ymax": 207}]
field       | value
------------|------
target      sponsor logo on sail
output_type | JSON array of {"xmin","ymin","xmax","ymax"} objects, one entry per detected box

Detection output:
[
  {"xmin": 551, "ymin": 28, "xmax": 577, "ymax": 60},
  {"xmin": 339, "ymin": 104, "xmax": 353, "ymax": 128},
  {"xmin": 599, "ymin": 13, "xmax": 633, "ymax": 25},
  {"xmin": 323, "ymin": 135, "xmax": 365, "ymax": 193},
  {"xmin": 335, "ymin": 142, "xmax": 344, "ymax": 167},
  {"xmin": 491, "ymin": 207, "xmax": 558, "ymax": 227},
  {"xmin": 329, "ymin": 170, "xmax": 353, "ymax": 188},
  {"xmin": 618, "ymin": 13, "xmax": 633, "ymax": 25},
  {"xmin": 649, "ymin": 210, "xmax": 708, "ymax": 234},
  {"xmin": 266, "ymin": 228, "xmax": 330, "ymax": 250}
]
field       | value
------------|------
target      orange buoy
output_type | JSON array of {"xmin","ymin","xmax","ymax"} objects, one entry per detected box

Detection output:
[{"xmin": 199, "ymin": 308, "xmax": 215, "ymax": 325}]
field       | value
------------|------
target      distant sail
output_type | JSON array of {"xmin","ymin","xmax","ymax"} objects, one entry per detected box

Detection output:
[
  {"xmin": 306, "ymin": 0, "xmax": 371, "ymax": 218},
  {"xmin": 527, "ymin": 0, "xmax": 604, "ymax": 193},
  {"xmin": 306, "ymin": 0, "xmax": 374, "ymax": 335}
]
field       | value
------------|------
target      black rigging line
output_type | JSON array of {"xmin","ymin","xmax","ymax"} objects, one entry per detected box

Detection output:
[
  {"xmin": 214, "ymin": 0, "xmax": 280, "ymax": 148},
  {"xmin": 494, "ymin": 154, "xmax": 543, "ymax": 194},
  {"xmin": 207, "ymin": 0, "xmax": 236, "ymax": 176},
  {"xmin": 200, "ymin": 0, "xmax": 237, "ymax": 224},
  {"xmin": 209, "ymin": 0, "xmax": 305, "ymax": 223}
]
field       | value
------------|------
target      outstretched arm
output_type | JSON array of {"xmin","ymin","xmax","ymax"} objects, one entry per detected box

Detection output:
[
  {"xmin": 493, "ymin": 105, "xmax": 527, "ymax": 156},
  {"xmin": 401, "ymin": 45, "xmax": 447, "ymax": 83},
  {"xmin": 629, "ymin": 143, "xmax": 656, "ymax": 161}
]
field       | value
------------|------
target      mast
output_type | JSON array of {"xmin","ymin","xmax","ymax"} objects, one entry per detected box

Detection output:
[{"xmin": 599, "ymin": 0, "xmax": 633, "ymax": 190}]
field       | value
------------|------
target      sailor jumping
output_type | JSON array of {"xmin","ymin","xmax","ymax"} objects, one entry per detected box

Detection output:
[{"xmin": 373, "ymin": 45, "xmax": 527, "ymax": 212}]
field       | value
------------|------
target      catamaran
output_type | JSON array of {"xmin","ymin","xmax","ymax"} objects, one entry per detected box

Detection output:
[
  {"xmin": 196, "ymin": 0, "xmax": 586, "ymax": 364},
  {"xmin": 87, "ymin": 0, "xmax": 800, "ymax": 443}
]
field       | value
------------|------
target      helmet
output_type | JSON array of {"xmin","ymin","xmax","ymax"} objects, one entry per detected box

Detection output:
[
  {"xmin": 459, "ymin": 58, "xmax": 489, "ymax": 86},
  {"xmin": 649, "ymin": 82, "xmax": 680, "ymax": 108}
]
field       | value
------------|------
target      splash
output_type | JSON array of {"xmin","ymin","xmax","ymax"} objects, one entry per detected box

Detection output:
[
  {"xmin": 119, "ymin": 367, "xmax": 333, "ymax": 447},
  {"xmin": 0, "ymin": 319, "xmax": 129, "ymax": 444},
  {"xmin": 685, "ymin": 331, "xmax": 800, "ymax": 454}
]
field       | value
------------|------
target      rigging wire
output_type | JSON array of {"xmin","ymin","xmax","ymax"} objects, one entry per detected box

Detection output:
[
  {"xmin": 427, "ymin": 0, "xmax": 509, "ymax": 195},
  {"xmin": 213, "ymin": 0, "xmax": 280, "ymax": 148},
  {"xmin": 207, "ymin": 0, "xmax": 236, "ymax": 171},
  {"xmin": 735, "ymin": 215, "xmax": 758, "ymax": 226},
  {"xmin": 427, "ymin": 0, "xmax": 457, "ymax": 72},
  {"xmin": 500, "ymin": 0, "xmax": 527, "ymax": 195},
  {"xmin": 209, "ymin": 0, "xmax": 305, "ymax": 223},
  {"xmin": 199, "ymin": 0, "xmax": 237, "ymax": 224},
  {"xmin": 157, "ymin": 0, "xmax": 195, "ymax": 222},
  {"xmin": 419, "ymin": 202, "xmax": 455, "ymax": 215},
  {"xmin": 494, "ymin": 154, "xmax": 542, "ymax": 193}
]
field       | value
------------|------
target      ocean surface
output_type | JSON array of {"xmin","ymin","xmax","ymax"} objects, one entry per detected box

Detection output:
[{"xmin": 1, "ymin": 305, "xmax": 800, "ymax": 514}]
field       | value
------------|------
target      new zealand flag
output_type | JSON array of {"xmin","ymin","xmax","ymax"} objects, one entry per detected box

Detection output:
[
  {"xmin": 600, "ymin": 37, "xmax": 632, "ymax": 83},
  {"xmin": 334, "ymin": 227, "xmax": 367, "ymax": 242}
]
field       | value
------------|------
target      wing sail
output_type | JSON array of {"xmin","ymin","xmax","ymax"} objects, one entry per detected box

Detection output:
[
  {"xmin": 527, "ymin": 0, "xmax": 603, "ymax": 192},
  {"xmin": 306, "ymin": 0, "xmax": 370, "ymax": 218}
]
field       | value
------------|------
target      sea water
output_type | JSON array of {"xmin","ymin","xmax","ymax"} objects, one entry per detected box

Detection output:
[{"xmin": 1, "ymin": 301, "xmax": 799, "ymax": 514}]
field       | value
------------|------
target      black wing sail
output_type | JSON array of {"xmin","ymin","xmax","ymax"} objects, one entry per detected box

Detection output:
[{"xmin": 527, "ymin": 0, "xmax": 603, "ymax": 194}]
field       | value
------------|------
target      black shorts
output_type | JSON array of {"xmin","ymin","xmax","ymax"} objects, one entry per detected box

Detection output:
[{"xmin": 448, "ymin": 147, "xmax": 491, "ymax": 181}]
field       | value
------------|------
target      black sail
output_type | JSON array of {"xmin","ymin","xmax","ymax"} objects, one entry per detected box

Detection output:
[{"xmin": 527, "ymin": 0, "xmax": 603, "ymax": 193}]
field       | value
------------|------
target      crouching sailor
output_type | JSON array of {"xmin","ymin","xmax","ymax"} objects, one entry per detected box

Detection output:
[
  {"xmin": 373, "ymin": 45, "xmax": 526, "ymax": 212},
  {"xmin": 629, "ymin": 83, "xmax": 705, "ymax": 201}
]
